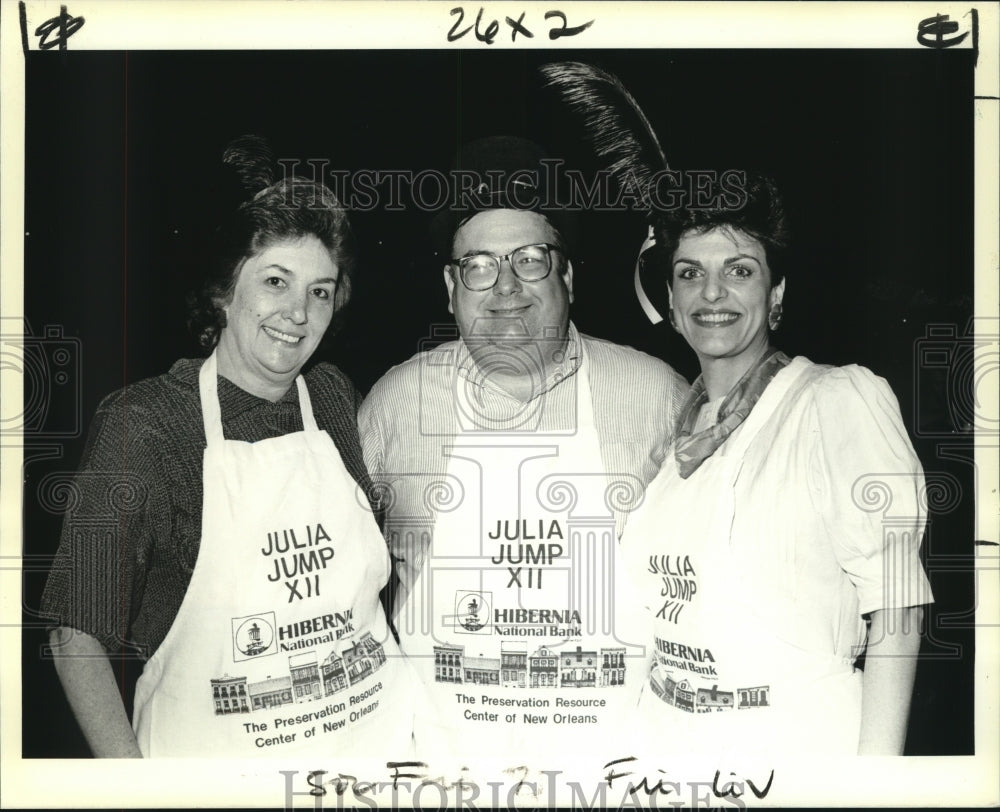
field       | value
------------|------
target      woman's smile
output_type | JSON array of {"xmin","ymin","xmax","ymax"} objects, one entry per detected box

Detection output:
[
  {"xmin": 262, "ymin": 325, "xmax": 305, "ymax": 344},
  {"xmin": 691, "ymin": 309, "xmax": 741, "ymax": 327},
  {"xmin": 670, "ymin": 226, "xmax": 784, "ymax": 397},
  {"xmin": 215, "ymin": 235, "xmax": 338, "ymax": 400}
]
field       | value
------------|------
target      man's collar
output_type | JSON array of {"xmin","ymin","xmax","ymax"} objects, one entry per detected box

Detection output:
[{"xmin": 456, "ymin": 322, "xmax": 582, "ymax": 399}]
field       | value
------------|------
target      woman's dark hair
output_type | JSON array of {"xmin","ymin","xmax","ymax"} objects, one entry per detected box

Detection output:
[
  {"xmin": 651, "ymin": 171, "xmax": 789, "ymax": 288},
  {"xmin": 188, "ymin": 136, "xmax": 356, "ymax": 352}
]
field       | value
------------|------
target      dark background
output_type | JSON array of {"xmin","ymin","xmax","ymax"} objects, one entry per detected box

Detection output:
[{"xmin": 19, "ymin": 48, "xmax": 976, "ymax": 756}]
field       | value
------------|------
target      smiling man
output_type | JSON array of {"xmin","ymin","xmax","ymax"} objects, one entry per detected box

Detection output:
[
  {"xmin": 444, "ymin": 206, "xmax": 572, "ymax": 401},
  {"xmin": 359, "ymin": 136, "xmax": 688, "ymax": 778}
]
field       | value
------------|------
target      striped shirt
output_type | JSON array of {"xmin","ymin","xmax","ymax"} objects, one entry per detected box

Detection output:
[{"xmin": 358, "ymin": 322, "xmax": 689, "ymax": 613}]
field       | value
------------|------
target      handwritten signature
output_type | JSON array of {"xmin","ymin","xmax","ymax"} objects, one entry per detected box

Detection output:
[
  {"xmin": 280, "ymin": 758, "xmax": 774, "ymax": 808},
  {"xmin": 605, "ymin": 756, "xmax": 775, "ymax": 801}
]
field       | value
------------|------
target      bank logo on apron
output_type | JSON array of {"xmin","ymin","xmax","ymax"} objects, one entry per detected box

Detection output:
[
  {"xmin": 232, "ymin": 613, "xmax": 277, "ymax": 660},
  {"xmin": 455, "ymin": 591, "xmax": 492, "ymax": 633},
  {"xmin": 643, "ymin": 546, "xmax": 781, "ymax": 717}
]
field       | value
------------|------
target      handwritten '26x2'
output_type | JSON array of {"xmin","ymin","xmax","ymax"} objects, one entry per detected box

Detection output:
[{"xmin": 448, "ymin": 7, "xmax": 595, "ymax": 44}]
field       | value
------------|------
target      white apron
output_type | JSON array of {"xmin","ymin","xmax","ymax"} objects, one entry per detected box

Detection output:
[
  {"xmin": 623, "ymin": 358, "xmax": 862, "ymax": 759},
  {"xmin": 133, "ymin": 353, "xmax": 413, "ymax": 758},
  {"xmin": 397, "ymin": 346, "xmax": 649, "ymax": 778}
]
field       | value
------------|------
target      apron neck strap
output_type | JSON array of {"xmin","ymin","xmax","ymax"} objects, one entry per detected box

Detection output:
[
  {"xmin": 199, "ymin": 352, "xmax": 225, "ymax": 444},
  {"xmin": 199, "ymin": 352, "xmax": 319, "ymax": 442},
  {"xmin": 575, "ymin": 340, "xmax": 595, "ymax": 431},
  {"xmin": 295, "ymin": 375, "xmax": 319, "ymax": 431}
]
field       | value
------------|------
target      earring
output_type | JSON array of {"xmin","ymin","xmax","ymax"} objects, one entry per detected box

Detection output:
[
  {"xmin": 768, "ymin": 302, "xmax": 783, "ymax": 331},
  {"xmin": 668, "ymin": 308, "xmax": 679, "ymax": 332}
]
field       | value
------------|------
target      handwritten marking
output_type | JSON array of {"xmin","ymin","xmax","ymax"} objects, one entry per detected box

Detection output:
[
  {"xmin": 18, "ymin": 2, "xmax": 29, "ymax": 56},
  {"xmin": 447, "ymin": 7, "xmax": 594, "ymax": 44},
  {"xmin": 604, "ymin": 757, "xmax": 775, "ymax": 801},
  {"xmin": 544, "ymin": 10, "xmax": 595, "ymax": 40},
  {"xmin": 447, "ymin": 6, "xmax": 499, "ymax": 44},
  {"xmin": 916, "ymin": 8, "xmax": 978, "ymax": 64},
  {"xmin": 506, "ymin": 12, "xmax": 533, "ymax": 41},
  {"xmin": 34, "ymin": 5, "xmax": 85, "ymax": 50}
]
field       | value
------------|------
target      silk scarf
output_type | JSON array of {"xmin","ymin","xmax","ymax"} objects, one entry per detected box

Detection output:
[{"xmin": 674, "ymin": 349, "xmax": 791, "ymax": 479}]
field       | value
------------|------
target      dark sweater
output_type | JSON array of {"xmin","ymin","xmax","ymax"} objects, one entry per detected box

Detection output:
[{"xmin": 40, "ymin": 358, "xmax": 378, "ymax": 659}]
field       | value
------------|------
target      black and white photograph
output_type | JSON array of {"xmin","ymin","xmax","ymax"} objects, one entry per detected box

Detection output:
[{"xmin": 1, "ymin": 1, "xmax": 997, "ymax": 808}]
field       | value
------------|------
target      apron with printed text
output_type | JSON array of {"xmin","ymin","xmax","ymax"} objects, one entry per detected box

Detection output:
[
  {"xmin": 396, "ymin": 346, "xmax": 649, "ymax": 776},
  {"xmin": 622, "ymin": 358, "xmax": 863, "ymax": 758},
  {"xmin": 132, "ymin": 352, "xmax": 413, "ymax": 758}
]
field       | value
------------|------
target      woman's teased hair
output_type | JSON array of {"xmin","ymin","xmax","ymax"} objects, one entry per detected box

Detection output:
[
  {"xmin": 187, "ymin": 136, "xmax": 356, "ymax": 351},
  {"xmin": 652, "ymin": 171, "xmax": 789, "ymax": 288}
]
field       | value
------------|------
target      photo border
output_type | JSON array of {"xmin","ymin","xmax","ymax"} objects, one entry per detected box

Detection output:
[{"xmin": 1, "ymin": 1, "xmax": 997, "ymax": 807}]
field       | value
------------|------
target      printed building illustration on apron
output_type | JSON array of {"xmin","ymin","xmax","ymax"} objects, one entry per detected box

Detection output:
[
  {"xmin": 131, "ymin": 353, "xmax": 412, "ymax": 758},
  {"xmin": 393, "ymin": 344, "xmax": 650, "ymax": 771},
  {"xmin": 430, "ymin": 642, "xmax": 627, "ymax": 690},
  {"xmin": 210, "ymin": 630, "xmax": 387, "ymax": 714}
]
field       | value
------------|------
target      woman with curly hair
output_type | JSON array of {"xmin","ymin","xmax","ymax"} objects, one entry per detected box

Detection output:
[
  {"xmin": 42, "ymin": 138, "xmax": 413, "ymax": 758},
  {"xmin": 622, "ymin": 172, "xmax": 933, "ymax": 756}
]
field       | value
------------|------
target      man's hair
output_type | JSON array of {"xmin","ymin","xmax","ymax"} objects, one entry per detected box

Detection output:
[
  {"xmin": 450, "ymin": 209, "xmax": 566, "ymax": 256},
  {"xmin": 432, "ymin": 136, "xmax": 578, "ymax": 258}
]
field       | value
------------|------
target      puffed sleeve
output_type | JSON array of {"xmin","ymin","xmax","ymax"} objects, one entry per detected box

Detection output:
[
  {"xmin": 806, "ymin": 365, "xmax": 934, "ymax": 615},
  {"xmin": 40, "ymin": 393, "xmax": 166, "ymax": 654}
]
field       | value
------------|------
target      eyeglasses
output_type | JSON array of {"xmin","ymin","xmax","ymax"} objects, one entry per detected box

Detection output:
[{"xmin": 450, "ymin": 243, "xmax": 563, "ymax": 292}]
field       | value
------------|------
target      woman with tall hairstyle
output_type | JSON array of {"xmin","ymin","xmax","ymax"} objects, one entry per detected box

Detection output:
[
  {"xmin": 540, "ymin": 61, "xmax": 934, "ymax": 757},
  {"xmin": 42, "ymin": 137, "xmax": 413, "ymax": 758},
  {"xmin": 622, "ymin": 172, "xmax": 933, "ymax": 755}
]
